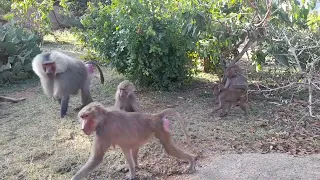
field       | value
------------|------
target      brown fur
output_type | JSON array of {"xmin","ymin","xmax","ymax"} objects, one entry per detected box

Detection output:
[
  {"xmin": 114, "ymin": 80, "xmax": 140, "ymax": 112},
  {"xmin": 71, "ymin": 102, "xmax": 195, "ymax": 180},
  {"xmin": 211, "ymin": 83, "xmax": 248, "ymax": 117},
  {"xmin": 223, "ymin": 64, "xmax": 247, "ymax": 90}
]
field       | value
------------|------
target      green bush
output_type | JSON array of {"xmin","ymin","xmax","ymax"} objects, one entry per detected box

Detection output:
[
  {"xmin": 0, "ymin": 0, "xmax": 11, "ymax": 14},
  {"xmin": 76, "ymin": 0, "xmax": 197, "ymax": 90},
  {"xmin": 0, "ymin": 24, "xmax": 42, "ymax": 84}
]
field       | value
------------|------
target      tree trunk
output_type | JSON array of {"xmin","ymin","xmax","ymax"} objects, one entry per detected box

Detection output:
[{"xmin": 203, "ymin": 57, "xmax": 210, "ymax": 73}]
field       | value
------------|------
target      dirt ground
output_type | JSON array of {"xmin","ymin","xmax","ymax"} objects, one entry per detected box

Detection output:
[
  {"xmin": 168, "ymin": 153, "xmax": 320, "ymax": 180},
  {"xmin": 0, "ymin": 38, "xmax": 319, "ymax": 180}
]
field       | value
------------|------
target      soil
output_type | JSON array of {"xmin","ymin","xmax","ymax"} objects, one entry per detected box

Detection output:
[{"xmin": 168, "ymin": 153, "xmax": 320, "ymax": 180}]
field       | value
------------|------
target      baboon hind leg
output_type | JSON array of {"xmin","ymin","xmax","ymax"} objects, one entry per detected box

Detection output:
[
  {"xmin": 239, "ymin": 96, "xmax": 248, "ymax": 115},
  {"xmin": 155, "ymin": 129, "xmax": 196, "ymax": 173},
  {"xmin": 220, "ymin": 102, "xmax": 231, "ymax": 117},
  {"xmin": 75, "ymin": 82, "xmax": 93, "ymax": 111}
]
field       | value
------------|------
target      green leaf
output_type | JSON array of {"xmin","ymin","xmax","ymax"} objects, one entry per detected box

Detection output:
[
  {"xmin": 12, "ymin": 36, "xmax": 22, "ymax": 44},
  {"xmin": 0, "ymin": 62, "xmax": 11, "ymax": 72},
  {"xmin": 256, "ymin": 64, "xmax": 261, "ymax": 72},
  {"xmin": 15, "ymin": 72, "xmax": 28, "ymax": 79},
  {"xmin": 0, "ymin": 31, "xmax": 7, "ymax": 42},
  {"xmin": 15, "ymin": 28, "xmax": 24, "ymax": 40},
  {"xmin": 23, "ymin": 63, "xmax": 33, "ymax": 71},
  {"xmin": 274, "ymin": 55, "xmax": 289, "ymax": 67},
  {"xmin": 12, "ymin": 62, "xmax": 22, "ymax": 74},
  {"xmin": 2, "ymin": 71, "xmax": 13, "ymax": 80},
  {"xmin": 17, "ymin": 56, "xmax": 25, "ymax": 64},
  {"xmin": 8, "ymin": 56, "xmax": 15, "ymax": 63},
  {"xmin": 0, "ymin": 42, "xmax": 16, "ymax": 54}
]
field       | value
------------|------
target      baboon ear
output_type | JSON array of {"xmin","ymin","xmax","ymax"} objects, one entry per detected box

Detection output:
[{"xmin": 95, "ymin": 105, "xmax": 107, "ymax": 115}]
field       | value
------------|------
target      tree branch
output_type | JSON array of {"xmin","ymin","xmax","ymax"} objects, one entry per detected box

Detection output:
[{"xmin": 232, "ymin": 38, "xmax": 255, "ymax": 63}]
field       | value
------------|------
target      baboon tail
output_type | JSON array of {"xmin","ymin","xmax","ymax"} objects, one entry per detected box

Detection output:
[
  {"xmin": 156, "ymin": 108, "xmax": 178, "ymax": 118},
  {"xmin": 156, "ymin": 108, "xmax": 191, "ymax": 144},
  {"xmin": 86, "ymin": 60, "xmax": 105, "ymax": 84}
]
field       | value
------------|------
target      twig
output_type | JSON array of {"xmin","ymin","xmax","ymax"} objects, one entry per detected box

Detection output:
[
  {"xmin": 295, "ymin": 113, "xmax": 307, "ymax": 130},
  {"xmin": 248, "ymin": 82, "xmax": 301, "ymax": 92},
  {"xmin": 311, "ymin": 82, "xmax": 320, "ymax": 91},
  {"xmin": 233, "ymin": 39, "xmax": 255, "ymax": 63},
  {"xmin": 307, "ymin": 75, "xmax": 314, "ymax": 117},
  {"xmin": 285, "ymin": 36, "xmax": 303, "ymax": 72}
]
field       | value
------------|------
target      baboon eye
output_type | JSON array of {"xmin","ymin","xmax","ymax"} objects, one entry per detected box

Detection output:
[{"xmin": 81, "ymin": 114, "xmax": 89, "ymax": 118}]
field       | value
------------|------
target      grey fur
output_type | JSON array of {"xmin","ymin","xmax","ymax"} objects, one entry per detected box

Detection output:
[{"xmin": 32, "ymin": 50, "xmax": 104, "ymax": 118}]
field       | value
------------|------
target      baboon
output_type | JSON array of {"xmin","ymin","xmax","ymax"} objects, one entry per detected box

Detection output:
[
  {"xmin": 32, "ymin": 50, "xmax": 105, "ymax": 118},
  {"xmin": 114, "ymin": 80, "xmax": 140, "ymax": 112},
  {"xmin": 223, "ymin": 64, "xmax": 247, "ymax": 90},
  {"xmin": 211, "ymin": 83, "xmax": 248, "ymax": 117},
  {"xmin": 72, "ymin": 102, "xmax": 194, "ymax": 180}
]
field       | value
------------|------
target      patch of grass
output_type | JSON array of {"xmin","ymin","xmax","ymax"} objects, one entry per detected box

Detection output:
[
  {"xmin": 43, "ymin": 30, "xmax": 80, "ymax": 46},
  {"xmin": 0, "ymin": 78, "xmax": 39, "ymax": 94}
]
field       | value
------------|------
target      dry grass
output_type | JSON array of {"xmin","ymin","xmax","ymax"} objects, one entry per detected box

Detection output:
[{"xmin": 0, "ymin": 31, "xmax": 319, "ymax": 180}]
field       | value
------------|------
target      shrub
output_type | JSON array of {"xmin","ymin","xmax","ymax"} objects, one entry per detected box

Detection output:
[
  {"xmin": 76, "ymin": 0, "xmax": 197, "ymax": 90},
  {"xmin": 0, "ymin": 23, "xmax": 42, "ymax": 84}
]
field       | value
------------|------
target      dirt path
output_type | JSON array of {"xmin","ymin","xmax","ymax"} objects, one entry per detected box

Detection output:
[{"xmin": 168, "ymin": 153, "xmax": 320, "ymax": 180}]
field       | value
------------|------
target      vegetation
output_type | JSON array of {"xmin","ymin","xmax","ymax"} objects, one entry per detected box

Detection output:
[
  {"xmin": 0, "ymin": 23, "xmax": 42, "ymax": 84},
  {"xmin": 76, "ymin": 0, "xmax": 198, "ymax": 89},
  {"xmin": 0, "ymin": 0, "xmax": 11, "ymax": 14},
  {"xmin": 9, "ymin": 0, "xmax": 320, "ymax": 88}
]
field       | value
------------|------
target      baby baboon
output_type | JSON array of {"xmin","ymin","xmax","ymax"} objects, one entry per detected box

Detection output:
[
  {"xmin": 211, "ymin": 83, "xmax": 248, "ymax": 117},
  {"xmin": 114, "ymin": 80, "xmax": 140, "ymax": 112}
]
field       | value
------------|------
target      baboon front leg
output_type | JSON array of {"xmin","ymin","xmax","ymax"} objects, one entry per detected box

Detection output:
[
  {"xmin": 220, "ymin": 102, "xmax": 231, "ymax": 117},
  {"xmin": 71, "ymin": 142, "xmax": 109, "ymax": 180},
  {"xmin": 117, "ymin": 147, "xmax": 139, "ymax": 172},
  {"xmin": 210, "ymin": 102, "xmax": 223, "ymax": 115},
  {"xmin": 155, "ymin": 130, "xmax": 196, "ymax": 173},
  {"xmin": 60, "ymin": 96, "xmax": 70, "ymax": 118},
  {"xmin": 239, "ymin": 101, "xmax": 248, "ymax": 115}
]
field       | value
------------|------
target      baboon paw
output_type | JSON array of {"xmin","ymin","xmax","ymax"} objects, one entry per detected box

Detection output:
[
  {"xmin": 184, "ymin": 167, "xmax": 196, "ymax": 174},
  {"xmin": 125, "ymin": 173, "xmax": 135, "ymax": 180}
]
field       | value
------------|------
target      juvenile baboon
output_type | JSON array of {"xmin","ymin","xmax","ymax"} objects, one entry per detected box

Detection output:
[
  {"xmin": 32, "ymin": 50, "xmax": 105, "ymax": 118},
  {"xmin": 72, "ymin": 102, "xmax": 194, "ymax": 180},
  {"xmin": 211, "ymin": 83, "xmax": 248, "ymax": 117},
  {"xmin": 114, "ymin": 80, "xmax": 140, "ymax": 112}
]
